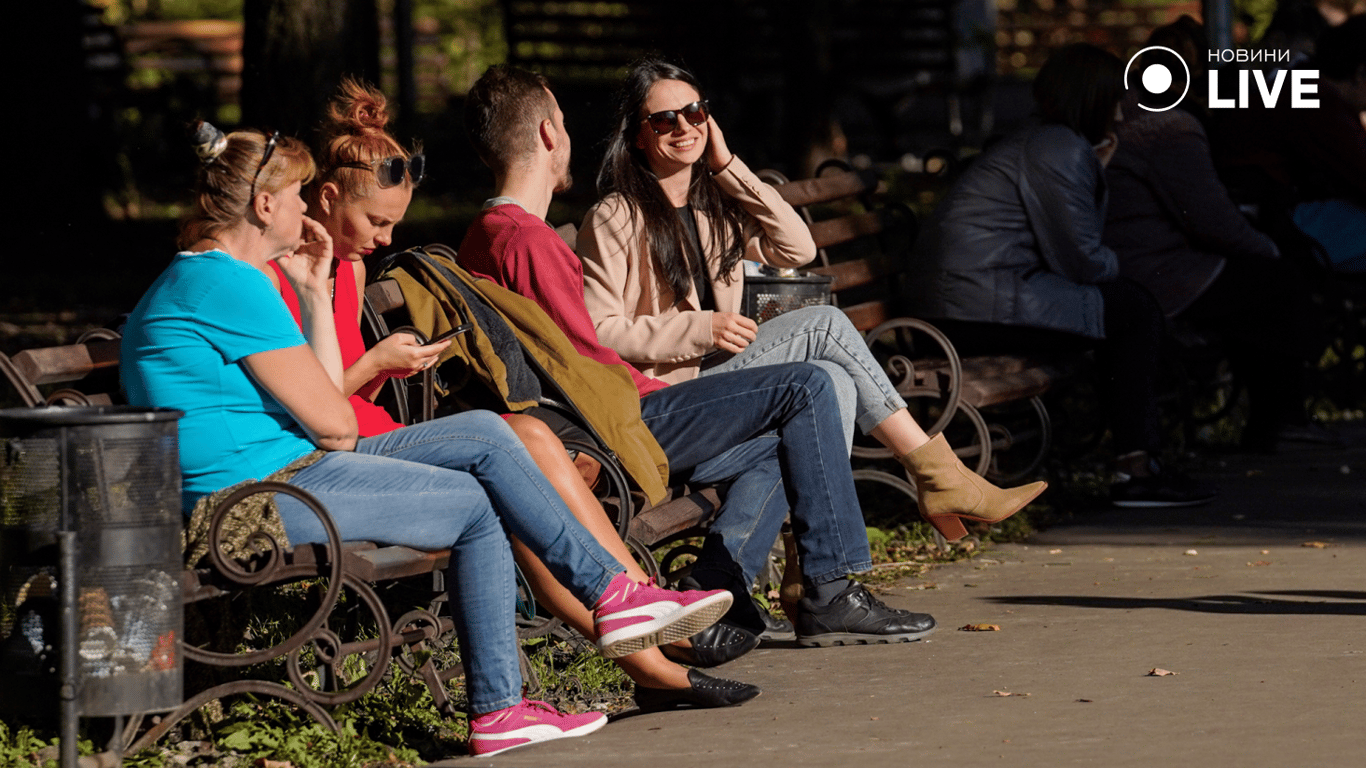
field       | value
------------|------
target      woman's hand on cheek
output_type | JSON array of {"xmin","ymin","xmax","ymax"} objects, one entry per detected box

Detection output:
[{"xmin": 705, "ymin": 116, "xmax": 734, "ymax": 173}]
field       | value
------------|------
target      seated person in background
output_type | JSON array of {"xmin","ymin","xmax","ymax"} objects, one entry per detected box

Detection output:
[
  {"xmin": 1213, "ymin": 14, "xmax": 1366, "ymax": 273},
  {"xmin": 904, "ymin": 44, "xmax": 1216, "ymax": 509},
  {"xmin": 458, "ymin": 64, "xmax": 940, "ymax": 652},
  {"xmin": 577, "ymin": 58, "xmax": 1044, "ymax": 542},
  {"xmin": 1105, "ymin": 20, "xmax": 1334, "ymax": 451},
  {"xmin": 263, "ymin": 80, "xmax": 758, "ymax": 709},
  {"xmin": 121, "ymin": 125, "xmax": 732, "ymax": 754}
]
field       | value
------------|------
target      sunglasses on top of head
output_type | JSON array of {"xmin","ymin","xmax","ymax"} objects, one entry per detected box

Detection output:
[
  {"xmin": 339, "ymin": 153, "xmax": 426, "ymax": 189},
  {"xmin": 248, "ymin": 130, "xmax": 280, "ymax": 201},
  {"xmin": 641, "ymin": 100, "xmax": 710, "ymax": 135}
]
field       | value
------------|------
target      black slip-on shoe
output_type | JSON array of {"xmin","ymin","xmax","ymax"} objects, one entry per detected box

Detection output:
[
  {"xmin": 633, "ymin": 668, "xmax": 762, "ymax": 712},
  {"xmin": 795, "ymin": 582, "xmax": 936, "ymax": 647},
  {"xmin": 660, "ymin": 621, "xmax": 759, "ymax": 667}
]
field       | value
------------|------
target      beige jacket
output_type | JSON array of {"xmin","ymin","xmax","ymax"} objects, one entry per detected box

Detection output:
[{"xmin": 578, "ymin": 156, "xmax": 817, "ymax": 383}]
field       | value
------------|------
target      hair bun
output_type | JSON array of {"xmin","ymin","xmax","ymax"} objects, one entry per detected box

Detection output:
[
  {"xmin": 332, "ymin": 78, "xmax": 391, "ymax": 136},
  {"xmin": 191, "ymin": 120, "xmax": 228, "ymax": 163}
]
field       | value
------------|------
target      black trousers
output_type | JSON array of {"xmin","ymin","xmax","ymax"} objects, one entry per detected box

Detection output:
[
  {"xmin": 1178, "ymin": 256, "xmax": 1315, "ymax": 440},
  {"xmin": 929, "ymin": 278, "xmax": 1166, "ymax": 456}
]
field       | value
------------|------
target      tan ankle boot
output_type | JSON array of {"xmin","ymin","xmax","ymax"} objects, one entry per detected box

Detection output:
[{"xmin": 897, "ymin": 434, "xmax": 1047, "ymax": 541}]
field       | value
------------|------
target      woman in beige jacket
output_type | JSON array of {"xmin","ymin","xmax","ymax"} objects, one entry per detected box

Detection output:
[{"xmin": 578, "ymin": 59, "xmax": 1045, "ymax": 541}]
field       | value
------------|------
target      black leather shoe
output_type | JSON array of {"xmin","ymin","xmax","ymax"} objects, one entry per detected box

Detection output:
[
  {"xmin": 634, "ymin": 668, "xmax": 761, "ymax": 712},
  {"xmin": 757, "ymin": 606, "xmax": 796, "ymax": 643},
  {"xmin": 660, "ymin": 621, "xmax": 759, "ymax": 667},
  {"xmin": 795, "ymin": 581, "xmax": 936, "ymax": 647}
]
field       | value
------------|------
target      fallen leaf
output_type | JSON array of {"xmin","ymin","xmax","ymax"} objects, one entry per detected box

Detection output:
[
  {"xmin": 992, "ymin": 690, "xmax": 1030, "ymax": 697},
  {"xmin": 870, "ymin": 716, "xmax": 879, "ymax": 721},
  {"xmin": 960, "ymin": 624, "xmax": 1002, "ymax": 632},
  {"xmin": 1147, "ymin": 668, "xmax": 1178, "ymax": 677},
  {"xmin": 1302, "ymin": 541, "xmax": 1333, "ymax": 549},
  {"xmin": 1260, "ymin": 550, "xmax": 1270, "ymax": 554},
  {"xmin": 1049, "ymin": 549, "xmax": 1062, "ymax": 554},
  {"xmin": 1247, "ymin": 561, "xmax": 1272, "ymax": 567}
]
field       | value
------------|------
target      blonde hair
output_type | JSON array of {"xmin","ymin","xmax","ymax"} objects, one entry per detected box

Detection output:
[
  {"xmin": 309, "ymin": 78, "xmax": 418, "ymax": 206},
  {"xmin": 178, "ymin": 126, "xmax": 315, "ymax": 250}
]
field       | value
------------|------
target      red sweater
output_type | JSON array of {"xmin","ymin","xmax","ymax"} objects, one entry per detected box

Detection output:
[{"xmin": 458, "ymin": 203, "xmax": 668, "ymax": 398}]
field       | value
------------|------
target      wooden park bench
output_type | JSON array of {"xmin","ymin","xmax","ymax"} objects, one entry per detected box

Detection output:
[{"xmin": 0, "ymin": 331, "xmax": 533, "ymax": 758}]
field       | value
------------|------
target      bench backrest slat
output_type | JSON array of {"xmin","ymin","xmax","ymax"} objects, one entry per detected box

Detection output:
[
  {"xmin": 365, "ymin": 279, "xmax": 406, "ymax": 316},
  {"xmin": 808, "ymin": 255, "xmax": 900, "ymax": 293},
  {"xmin": 807, "ymin": 210, "xmax": 886, "ymax": 250},
  {"xmin": 11, "ymin": 339, "xmax": 121, "ymax": 386},
  {"xmin": 773, "ymin": 170, "xmax": 882, "ymax": 208}
]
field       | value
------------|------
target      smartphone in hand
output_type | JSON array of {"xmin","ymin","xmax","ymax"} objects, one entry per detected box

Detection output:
[{"xmin": 429, "ymin": 327, "xmax": 462, "ymax": 344}]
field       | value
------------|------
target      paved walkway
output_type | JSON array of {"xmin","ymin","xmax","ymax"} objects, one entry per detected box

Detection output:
[{"xmin": 452, "ymin": 423, "xmax": 1365, "ymax": 766}]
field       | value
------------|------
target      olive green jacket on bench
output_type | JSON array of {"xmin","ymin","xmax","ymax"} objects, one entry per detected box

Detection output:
[{"xmin": 379, "ymin": 246, "xmax": 671, "ymax": 505}]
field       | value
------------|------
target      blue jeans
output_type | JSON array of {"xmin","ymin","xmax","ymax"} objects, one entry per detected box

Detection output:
[
  {"xmin": 277, "ymin": 411, "xmax": 623, "ymax": 715},
  {"xmin": 639, "ymin": 362, "xmax": 872, "ymax": 590},
  {"xmin": 703, "ymin": 305, "xmax": 907, "ymax": 449}
]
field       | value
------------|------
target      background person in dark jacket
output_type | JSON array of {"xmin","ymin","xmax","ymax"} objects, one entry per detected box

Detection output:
[
  {"xmin": 905, "ymin": 43, "xmax": 1215, "ymax": 508},
  {"xmin": 1104, "ymin": 20, "xmax": 1334, "ymax": 452}
]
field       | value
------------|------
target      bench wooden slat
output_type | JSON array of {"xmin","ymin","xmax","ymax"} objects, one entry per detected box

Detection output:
[
  {"xmin": 365, "ymin": 279, "xmax": 406, "ymax": 316},
  {"xmin": 773, "ymin": 170, "xmax": 879, "ymax": 208},
  {"xmin": 840, "ymin": 300, "xmax": 891, "ymax": 332},
  {"xmin": 958, "ymin": 355, "xmax": 1047, "ymax": 379},
  {"xmin": 809, "ymin": 256, "xmax": 900, "ymax": 292},
  {"xmin": 807, "ymin": 211, "xmax": 884, "ymax": 250},
  {"xmin": 959, "ymin": 366, "xmax": 1057, "ymax": 408},
  {"xmin": 628, "ymin": 488, "xmax": 721, "ymax": 546},
  {"xmin": 347, "ymin": 546, "xmax": 450, "ymax": 582},
  {"xmin": 11, "ymin": 340, "xmax": 121, "ymax": 385}
]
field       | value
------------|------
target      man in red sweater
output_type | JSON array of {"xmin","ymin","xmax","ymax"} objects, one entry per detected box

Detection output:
[{"xmin": 457, "ymin": 65, "xmax": 936, "ymax": 656}]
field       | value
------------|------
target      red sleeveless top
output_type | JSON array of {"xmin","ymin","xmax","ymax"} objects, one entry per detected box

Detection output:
[{"xmin": 271, "ymin": 259, "xmax": 402, "ymax": 437}]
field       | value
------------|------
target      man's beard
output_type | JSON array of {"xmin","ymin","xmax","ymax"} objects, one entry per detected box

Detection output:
[{"xmin": 553, "ymin": 168, "xmax": 574, "ymax": 194}]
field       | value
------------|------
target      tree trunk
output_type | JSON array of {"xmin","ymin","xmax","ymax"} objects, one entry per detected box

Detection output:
[{"xmin": 241, "ymin": 0, "xmax": 380, "ymax": 140}]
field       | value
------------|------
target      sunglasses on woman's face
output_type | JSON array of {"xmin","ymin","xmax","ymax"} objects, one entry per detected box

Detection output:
[
  {"xmin": 340, "ymin": 153, "xmax": 426, "ymax": 188},
  {"xmin": 641, "ymin": 100, "xmax": 710, "ymax": 135}
]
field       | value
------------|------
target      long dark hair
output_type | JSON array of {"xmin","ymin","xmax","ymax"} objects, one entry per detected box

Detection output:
[{"xmin": 596, "ymin": 59, "xmax": 748, "ymax": 305}]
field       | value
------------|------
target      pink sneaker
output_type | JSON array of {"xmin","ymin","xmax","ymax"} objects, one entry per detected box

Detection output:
[
  {"xmin": 592, "ymin": 573, "xmax": 733, "ymax": 658},
  {"xmin": 468, "ymin": 699, "xmax": 607, "ymax": 757}
]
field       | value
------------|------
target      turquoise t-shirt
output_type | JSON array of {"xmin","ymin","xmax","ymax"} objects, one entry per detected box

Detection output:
[{"xmin": 121, "ymin": 250, "xmax": 317, "ymax": 512}]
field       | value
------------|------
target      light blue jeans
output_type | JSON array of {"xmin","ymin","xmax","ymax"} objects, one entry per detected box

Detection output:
[
  {"xmin": 276, "ymin": 410, "xmax": 624, "ymax": 715},
  {"xmin": 701, "ymin": 304, "xmax": 908, "ymax": 451}
]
